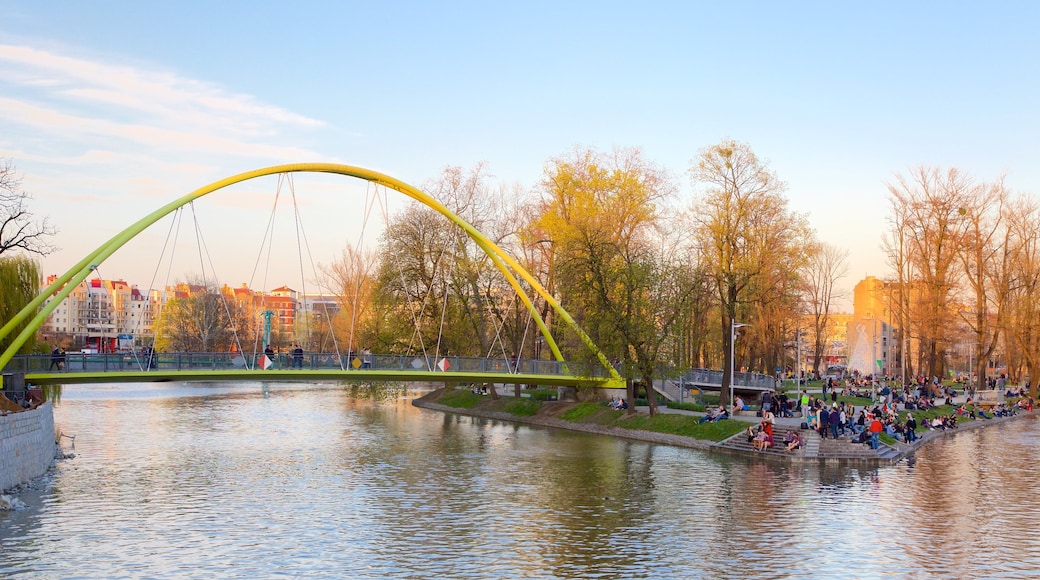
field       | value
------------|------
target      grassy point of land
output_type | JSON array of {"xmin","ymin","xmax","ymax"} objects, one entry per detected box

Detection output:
[{"xmin": 431, "ymin": 390, "xmax": 747, "ymax": 442}]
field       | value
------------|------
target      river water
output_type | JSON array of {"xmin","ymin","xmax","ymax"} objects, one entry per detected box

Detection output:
[{"xmin": 2, "ymin": 382, "xmax": 1039, "ymax": 579}]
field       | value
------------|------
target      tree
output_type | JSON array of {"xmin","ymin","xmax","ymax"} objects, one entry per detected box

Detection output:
[
  {"xmin": 804, "ymin": 243, "xmax": 848, "ymax": 376},
  {"xmin": 0, "ymin": 255, "xmax": 41, "ymax": 355},
  {"xmin": 531, "ymin": 147, "xmax": 678, "ymax": 414},
  {"xmin": 0, "ymin": 158, "xmax": 56, "ymax": 257},
  {"xmin": 955, "ymin": 177, "xmax": 1011, "ymax": 392},
  {"xmin": 155, "ymin": 283, "xmax": 249, "ymax": 352},
  {"xmin": 320, "ymin": 245, "xmax": 379, "ymax": 354},
  {"xmin": 886, "ymin": 167, "xmax": 972, "ymax": 378},
  {"xmin": 689, "ymin": 139, "xmax": 812, "ymax": 408},
  {"xmin": 1004, "ymin": 196, "xmax": 1040, "ymax": 399}
]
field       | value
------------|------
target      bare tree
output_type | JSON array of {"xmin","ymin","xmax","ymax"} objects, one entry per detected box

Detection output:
[
  {"xmin": 886, "ymin": 167, "xmax": 971, "ymax": 378},
  {"xmin": 804, "ymin": 242, "xmax": 848, "ymax": 376},
  {"xmin": 320, "ymin": 245, "xmax": 379, "ymax": 353},
  {"xmin": 956, "ymin": 177, "xmax": 1011, "ymax": 391},
  {"xmin": 0, "ymin": 158, "xmax": 57, "ymax": 257},
  {"xmin": 1004, "ymin": 195, "xmax": 1040, "ymax": 398}
]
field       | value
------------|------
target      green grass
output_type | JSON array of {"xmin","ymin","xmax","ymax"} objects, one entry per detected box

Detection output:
[
  {"xmin": 438, "ymin": 389, "xmax": 483, "ymax": 409},
  {"xmin": 560, "ymin": 402, "xmax": 604, "ymax": 421},
  {"xmin": 503, "ymin": 399, "xmax": 541, "ymax": 416},
  {"xmin": 616, "ymin": 413, "xmax": 748, "ymax": 440},
  {"xmin": 666, "ymin": 401, "xmax": 706, "ymax": 412},
  {"xmin": 839, "ymin": 396, "xmax": 873, "ymax": 406},
  {"xmin": 437, "ymin": 389, "xmax": 780, "ymax": 443},
  {"xmin": 560, "ymin": 402, "xmax": 747, "ymax": 441}
]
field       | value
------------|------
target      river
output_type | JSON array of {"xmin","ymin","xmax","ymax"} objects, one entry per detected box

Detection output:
[{"xmin": 1, "ymin": 382, "xmax": 1039, "ymax": 579}]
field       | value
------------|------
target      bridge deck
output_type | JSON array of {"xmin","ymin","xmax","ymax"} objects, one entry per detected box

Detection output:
[{"xmin": 20, "ymin": 369, "xmax": 618, "ymax": 388}]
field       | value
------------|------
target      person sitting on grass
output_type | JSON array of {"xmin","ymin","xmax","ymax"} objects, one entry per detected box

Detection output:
[{"xmin": 699, "ymin": 406, "xmax": 722, "ymax": 423}]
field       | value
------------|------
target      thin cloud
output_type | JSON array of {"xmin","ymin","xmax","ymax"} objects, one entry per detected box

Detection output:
[
  {"xmin": 0, "ymin": 96, "xmax": 320, "ymax": 160},
  {"xmin": 0, "ymin": 44, "xmax": 324, "ymax": 131}
]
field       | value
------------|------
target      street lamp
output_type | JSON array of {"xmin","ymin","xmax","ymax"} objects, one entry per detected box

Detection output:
[{"xmin": 730, "ymin": 321, "xmax": 750, "ymax": 411}]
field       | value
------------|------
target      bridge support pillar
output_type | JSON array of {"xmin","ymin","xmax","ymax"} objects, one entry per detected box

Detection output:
[{"xmin": 557, "ymin": 386, "xmax": 577, "ymax": 402}]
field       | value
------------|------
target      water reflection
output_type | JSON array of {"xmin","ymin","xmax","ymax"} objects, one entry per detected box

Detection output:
[{"xmin": 1, "ymin": 383, "xmax": 1038, "ymax": 578}]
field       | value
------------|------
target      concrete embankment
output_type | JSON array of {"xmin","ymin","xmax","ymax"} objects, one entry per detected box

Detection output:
[
  {"xmin": 413, "ymin": 389, "xmax": 1037, "ymax": 466},
  {"xmin": 0, "ymin": 402, "xmax": 56, "ymax": 491}
]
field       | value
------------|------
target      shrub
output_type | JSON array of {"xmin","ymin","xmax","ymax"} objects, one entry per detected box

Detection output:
[{"xmin": 528, "ymin": 388, "xmax": 557, "ymax": 401}]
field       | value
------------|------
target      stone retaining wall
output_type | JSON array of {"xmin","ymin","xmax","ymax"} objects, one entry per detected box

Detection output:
[{"xmin": 0, "ymin": 402, "xmax": 55, "ymax": 491}]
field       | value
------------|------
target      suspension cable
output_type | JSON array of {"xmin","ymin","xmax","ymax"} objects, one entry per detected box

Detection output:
[
  {"xmin": 188, "ymin": 200, "xmax": 247, "ymax": 359},
  {"xmin": 289, "ymin": 174, "xmax": 344, "ymax": 368},
  {"xmin": 246, "ymin": 174, "xmax": 285, "ymax": 366},
  {"xmin": 127, "ymin": 207, "xmax": 182, "ymax": 371}
]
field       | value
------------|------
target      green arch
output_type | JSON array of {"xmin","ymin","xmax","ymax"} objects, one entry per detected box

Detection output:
[{"xmin": 0, "ymin": 163, "xmax": 622, "ymax": 383}]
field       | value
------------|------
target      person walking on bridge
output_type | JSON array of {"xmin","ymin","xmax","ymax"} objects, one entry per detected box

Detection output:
[{"xmin": 50, "ymin": 347, "xmax": 65, "ymax": 371}]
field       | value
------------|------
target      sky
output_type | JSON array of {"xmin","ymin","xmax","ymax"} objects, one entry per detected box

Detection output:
[{"xmin": 2, "ymin": 1, "xmax": 1039, "ymax": 307}]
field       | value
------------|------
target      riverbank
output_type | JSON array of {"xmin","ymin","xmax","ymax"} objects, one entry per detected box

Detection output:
[
  {"xmin": 412, "ymin": 387, "xmax": 1037, "ymax": 465},
  {"xmin": 412, "ymin": 388, "xmax": 741, "ymax": 451}
]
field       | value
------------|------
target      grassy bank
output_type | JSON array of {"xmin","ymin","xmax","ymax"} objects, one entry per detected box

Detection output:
[{"xmin": 432, "ymin": 389, "xmax": 747, "ymax": 442}]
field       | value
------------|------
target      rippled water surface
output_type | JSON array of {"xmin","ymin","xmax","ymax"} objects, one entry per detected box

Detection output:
[{"xmin": 3, "ymin": 382, "xmax": 1040, "ymax": 578}]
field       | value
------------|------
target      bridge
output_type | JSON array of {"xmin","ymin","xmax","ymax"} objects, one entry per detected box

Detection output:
[
  {"xmin": 5, "ymin": 351, "xmax": 607, "ymax": 388},
  {"xmin": 1, "ymin": 163, "xmax": 635, "ymax": 390},
  {"xmin": 654, "ymin": 368, "xmax": 779, "ymax": 403},
  {"xmin": 0, "ymin": 163, "xmax": 775, "ymax": 398}
]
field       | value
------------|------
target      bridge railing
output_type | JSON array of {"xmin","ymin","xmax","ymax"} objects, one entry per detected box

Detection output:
[
  {"xmin": 8, "ymin": 352, "xmax": 576, "ymax": 376},
  {"xmin": 681, "ymin": 368, "xmax": 777, "ymax": 390}
]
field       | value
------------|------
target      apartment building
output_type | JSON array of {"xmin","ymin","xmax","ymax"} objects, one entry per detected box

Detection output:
[{"xmin": 42, "ymin": 276, "xmax": 332, "ymax": 352}]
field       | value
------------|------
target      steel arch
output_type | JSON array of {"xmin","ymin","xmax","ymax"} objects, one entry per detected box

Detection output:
[{"xmin": 0, "ymin": 163, "xmax": 622, "ymax": 383}]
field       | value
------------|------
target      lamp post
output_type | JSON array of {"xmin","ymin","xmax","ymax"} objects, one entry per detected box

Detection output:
[
  {"xmin": 795, "ymin": 328, "xmax": 803, "ymax": 390},
  {"xmin": 730, "ymin": 321, "xmax": 750, "ymax": 411}
]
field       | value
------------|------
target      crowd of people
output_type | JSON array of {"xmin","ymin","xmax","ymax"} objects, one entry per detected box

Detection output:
[
  {"xmin": 745, "ymin": 377, "xmax": 1036, "ymax": 452},
  {"xmin": 599, "ymin": 373, "xmax": 1034, "ymax": 454}
]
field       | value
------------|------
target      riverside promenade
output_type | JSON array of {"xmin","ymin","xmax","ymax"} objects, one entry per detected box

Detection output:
[{"xmin": 413, "ymin": 388, "xmax": 1036, "ymax": 467}]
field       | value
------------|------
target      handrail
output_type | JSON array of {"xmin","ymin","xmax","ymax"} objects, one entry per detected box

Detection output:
[{"xmin": 7, "ymin": 352, "xmax": 592, "ymax": 376}]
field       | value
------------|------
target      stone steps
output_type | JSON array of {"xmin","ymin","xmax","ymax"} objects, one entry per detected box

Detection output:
[
  {"xmin": 719, "ymin": 427, "xmax": 809, "ymax": 459},
  {"xmin": 716, "ymin": 424, "xmax": 901, "ymax": 464}
]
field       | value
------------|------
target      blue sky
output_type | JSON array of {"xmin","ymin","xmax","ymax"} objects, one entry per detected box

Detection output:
[{"xmin": 2, "ymin": 1, "xmax": 1038, "ymax": 304}]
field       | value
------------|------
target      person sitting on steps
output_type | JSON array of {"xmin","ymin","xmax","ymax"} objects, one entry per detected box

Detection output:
[{"xmin": 783, "ymin": 431, "xmax": 804, "ymax": 452}]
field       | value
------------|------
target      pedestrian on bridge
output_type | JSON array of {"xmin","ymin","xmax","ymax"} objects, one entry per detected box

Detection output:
[
  {"xmin": 50, "ymin": 347, "xmax": 65, "ymax": 371},
  {"xmin": 292, "ymin": 345, "xmax": 304, "ymax": 369}
]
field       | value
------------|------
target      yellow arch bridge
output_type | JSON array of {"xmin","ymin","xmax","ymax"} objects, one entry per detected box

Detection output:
[
  {"xmin": 0, "ymin": 163, "xmax": 624, "ymax": 390},
  {"xmin": 6, "ymin": 351, "xmax": 611, "ymax": 388}
]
